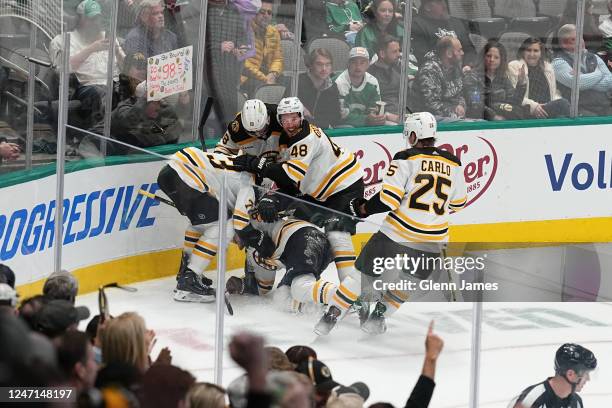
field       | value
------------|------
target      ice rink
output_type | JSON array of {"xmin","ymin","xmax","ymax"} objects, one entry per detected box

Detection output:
[{"xmin": 76, "ymin": 270, "xmax": 612, "ymax": 408}]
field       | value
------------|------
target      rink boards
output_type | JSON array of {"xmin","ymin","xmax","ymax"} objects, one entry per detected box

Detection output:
[{"xmin": 2, "ymin": 123, "xmax": 611, "ymax": 297}]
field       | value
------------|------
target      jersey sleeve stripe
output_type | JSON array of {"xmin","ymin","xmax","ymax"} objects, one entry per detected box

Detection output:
[
  {"xmin": 315, "ymin": 155, "xmax": 360, "ymax": 200},
  {"xmin": 382, "ymin": 183, "xmax": 404, "ymax": 197},
  {"xmin": 177, "ymin": 162, "xmax": 205, "ymax": 191},
  {"xmin": 213, "ymin": 145, "xmax": 235, "ymax": 155},
  {"xmin": 320, "ymin": 160, "xmax": 361, "ymax": 201},
  {"xmin": 380, "ymin": 190, "xmax": 402, "ymax": 210},
  {"xmin": 288, "ymin": 159, "xmax": 308, "ymax": 172},
  {"xmin": 312, "ymin": 155, "xmax": 354, "ymax": 197},
  {"xmin": 273, "ymin": 220, "xmax": 307, "ymax": 247},
  {"xmin": 237, "ymin": 136, "xmax": 258, "ymax": 145},
  {"xmin": 234, "ymin": 209, "xmax": 250, "ymax": 219},
  {"xmin": 185, "ymin": 230, "xmax": 201, "ymax": 238},
  {"xmin": 285, "ymin": 164, "xmax": 305, "ymax": 182},
  {"xmin": 233, "ymin": 219, "xmax": 248, "ymax": 229},
  {"xmin": 395, "ymin": 210, "xmax": 448, "ymax": 230}
]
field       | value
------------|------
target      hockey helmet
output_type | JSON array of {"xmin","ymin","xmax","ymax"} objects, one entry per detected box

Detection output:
[
  {"xmin": 554, "ymin": 343, "xmax": 597, "ymax": 375},
  {"xmin": 276, "ymin": 97, "xmax": 304, "ymax": 124},
  {"xmin": 241, "ymin": 99, "xmax": 270, "ymax": 137},
  {"xmin": 403, "ymin": 112, "xmax": 437, "ymax": 146}
]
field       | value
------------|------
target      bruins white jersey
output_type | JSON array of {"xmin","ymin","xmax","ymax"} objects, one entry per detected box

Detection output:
[
  {"xmin": 167, "ymin": 147, "xmax": 254, "ymax": 210},
  {"xmin": 279, "ymin": 120, "xmax": 363, "ymax": 201},
  {"xmin": 377, "ymin": 147, "xmax": 467, "ymax": 251},
  {"xmin": 233, "ymin": 186, "xmax": 312, "ymax": 264}
]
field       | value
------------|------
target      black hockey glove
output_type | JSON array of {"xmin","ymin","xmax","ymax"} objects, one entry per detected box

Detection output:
[
  {"xmin": 252, "ymin": 230, "xmax": 275, "ymax": 258},
  {"xmin": 257, "ymin": 195, "xmax": 280, "ymax": 223},
  {"xmin": 348, "ymin": 197, "xmax": 367, "ymax": 218},
  {"xmin": 233, "ymin": 154, "xmax": 269, "ymax": 174}
]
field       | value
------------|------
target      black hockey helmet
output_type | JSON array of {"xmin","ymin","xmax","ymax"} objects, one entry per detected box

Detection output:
[{"xmin": 554, "ymin": 343, "xmax": 597, "ymax": 375}]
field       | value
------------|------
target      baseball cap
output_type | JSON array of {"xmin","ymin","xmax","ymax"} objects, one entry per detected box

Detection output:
[
  {"xmin": 296, "ymin": 358, "xmax": 340, "ymax": 392},
  {"xmin": 36, "ymin": 299, "xmax": 90, "ymax": 337},
  {"xmin": 76, "ymin": 0, "xmax": 103, "ymax": 18},
  {"xmin": 335, "ymin": 382, "xmax": 370, "ymax": 401},
  {"xmin": 349, "ymin": 47, "xmax": 370, "ymax": 60},
  {"xmin": 0, "ymin": 283, "xmax": 18, "ymax": 307}
]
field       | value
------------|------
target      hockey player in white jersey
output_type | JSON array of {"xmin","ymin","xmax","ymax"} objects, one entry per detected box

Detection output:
[
  {"xmin": 233, "ymin": 97, "xmax": 365, "ymax": 288},
  {"xmin": 227, "ymin": 185, "xmax": 338, "ymax": 312},
  {"xmin": 315, "ymin": 112, "xmax": 468, "ymax": 335},
  {"xmin": 214, "ymin": 99, "xmax": 282, "ymax": 160},
  {"xmin": 156, "ymin": 147, "xmax": 255, "ymax": 302}
]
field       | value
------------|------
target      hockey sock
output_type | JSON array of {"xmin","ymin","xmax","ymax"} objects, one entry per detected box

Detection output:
[
  {"xmin": 381, "ymin": 289, "xmax": 409, "ymax": 316},
  {"xmin": 290, "ymin": 275, "xmax": 337, "ymax": 305},
  {"xmin": 183, "ymin": 227, "xmax": 202, "ymax": 256},
  {"xmin": 256, "ymin": 277, "xmax": 274, "ymax": 295},
  {"xmin": 330, "ymin": 270, "xmax": 361, "ymax": 315},
  {"xmin": 188, "ymin": 238, "xmax": 217, "ymax": 275},
  {"xmin": 327, "ymin": 231, "xmax": 357, "ymax": 282}
]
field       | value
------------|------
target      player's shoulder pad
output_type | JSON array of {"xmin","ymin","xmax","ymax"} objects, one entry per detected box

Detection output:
[
  {"xmin": 433, "ymin": 147, "xmax": 461, "ymax": 166},
  {"xmin": 226, "ymin": 113, "xmax": 253, "ymax": 143},
  {"xmin": 392, "ymin": 148, "xmax": 419, "ymax": 161}
]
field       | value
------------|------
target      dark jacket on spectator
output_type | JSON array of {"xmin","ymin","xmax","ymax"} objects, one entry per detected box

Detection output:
[
  {"xmin": 368, "ymin": 58, "xmax": 401, "ymax": 115},
  {"xmin": 124, "ymin": 25, "xmax": 178, "ymax": 58},
  {"xmin": 415, "ymin": 51, "xmax": 465, "ymax": 118},
  {"xmin": 298, "ymin": 72, "xmax": 342, "ymax": 128},
  {"xmin": 90, "ymin": 97, "xmax": 179, "ymax": 155},
  {"xmin": 463, "ymin": 69, "xmax": 526, "ymax": 120},
  {"xmin": 411, "ymin": 14, "xmax": 476, "ymax": 66}
]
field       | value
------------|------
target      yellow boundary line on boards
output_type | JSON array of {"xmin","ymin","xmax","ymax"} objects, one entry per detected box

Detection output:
[{"xmin": 15, "ymin": 217, "xmax": 612, "ymax": 299}]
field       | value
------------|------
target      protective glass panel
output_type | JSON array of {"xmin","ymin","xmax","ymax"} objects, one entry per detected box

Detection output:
[{"xmin": 410, "ymin": 0, "xmax": 574, "ymax": 122}]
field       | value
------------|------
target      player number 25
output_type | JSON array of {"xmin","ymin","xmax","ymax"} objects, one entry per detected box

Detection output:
[{"xmin": 409, "ymin": 174, "xmax": 451, "ymax": 215}]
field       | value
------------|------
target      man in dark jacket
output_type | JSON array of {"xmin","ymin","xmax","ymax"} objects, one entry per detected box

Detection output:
[
  {"xmin": 411, "ymin": 0, "xmax": 476, "ymax": 68},
  {"xmin": 298, "ymin": 48, "xmax": 342, "ymax": 128},
  {"xmin": 368, "ymin": 35, "xmax": 402, "ymax": 124}
]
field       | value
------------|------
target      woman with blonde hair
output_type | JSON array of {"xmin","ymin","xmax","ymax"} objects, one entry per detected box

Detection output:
[
  {"xmin": 187, "ymin": 382, "xmax": 227, "ymax": 408},
  {"xmin": 100, "ymin": 312, "xmax": 153, "ymax": 374}
]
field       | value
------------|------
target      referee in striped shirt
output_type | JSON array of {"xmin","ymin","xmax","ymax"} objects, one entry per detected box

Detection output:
[{"xmin": 509, "ymin": 343, "xmax": 597, "ymax": 408}]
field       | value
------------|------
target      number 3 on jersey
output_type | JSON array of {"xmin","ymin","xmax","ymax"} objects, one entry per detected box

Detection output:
[
  {"xmin": 290, "ymin": 144, "xmax": 308, "ymax": 157},
  {"xmin": 409, "ymin": 174, "xmax": 451, "ymax": 215}
]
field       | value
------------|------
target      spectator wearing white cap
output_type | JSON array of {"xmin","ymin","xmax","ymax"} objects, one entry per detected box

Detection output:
[{"xmin": 334, "ymin": 47, "xmax": 385, "ymax": 127}]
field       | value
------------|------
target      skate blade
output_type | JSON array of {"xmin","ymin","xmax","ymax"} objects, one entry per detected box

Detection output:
[{"xmin": 173, "ymin": 290, "xmax": 215, "ymax": 303}]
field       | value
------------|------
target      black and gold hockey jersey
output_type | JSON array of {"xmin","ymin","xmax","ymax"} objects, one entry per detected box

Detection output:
[
  {"xmin": 275, "ymin": 120, "xmax": 363, "ymax": 201},
  {"xmin": 368, "ymin": 147, "xmax": 467, "ymax": 249},
  {"xmin": 213, "ymin": 103, "xmax": 283, "ymax": 158},
  {"xmin": 233, "ymin": 186, "xmax": 312, "ymax": 264}
]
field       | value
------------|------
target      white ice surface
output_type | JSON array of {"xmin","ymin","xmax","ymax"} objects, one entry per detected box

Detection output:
[{"xmin": 76, "ymin": 271, "xmax": 612, "ymax": 408}]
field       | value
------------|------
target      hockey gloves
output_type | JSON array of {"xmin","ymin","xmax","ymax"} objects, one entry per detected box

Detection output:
[
  {"xmin": 257, "ymin": 195, "xmax": 280, "ymax": 222},
  {"xmin": 234, "ymin": 154, "xmax": 270, "ymax": 174},
  {"xmin": 348, "ymin": 197, "xmax": 367, "ymax": 218},
  {"xmin": 252, "ymin": 230, "xmax": 275, "ymax": 258}
]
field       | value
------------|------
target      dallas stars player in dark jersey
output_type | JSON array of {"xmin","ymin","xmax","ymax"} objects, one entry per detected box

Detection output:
[
  {"xmin": 509, "ymin": 343, "xmax": 597, "ymax": 408},
  {"xmin": 214, "ymin": 99, "xmax": 283, "ymax": 159}
]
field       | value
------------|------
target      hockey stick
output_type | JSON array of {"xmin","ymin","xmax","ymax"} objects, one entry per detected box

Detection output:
[
  {"xmin": 198, "ymin": 96, "xmax": 214, "ymax": 151},
  {"xmin": 137, "ymin": 189, "xmax": 234, "ymax": 315},
  {"xmin": 139, "ymin": 189, "xmax": 176, "ymax": 208},
  {"xmin": 98, "ymin": 282, "xmax": 139, "ymax": 323}
]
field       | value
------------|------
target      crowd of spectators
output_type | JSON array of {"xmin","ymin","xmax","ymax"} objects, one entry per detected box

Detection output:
[
  {"xmin": 3, "ymin": 0, "xmax": 612, "ymax": 163},
  {"xmin": 0, "ymin": 262, "xmax": 445, "ymax": 408}
]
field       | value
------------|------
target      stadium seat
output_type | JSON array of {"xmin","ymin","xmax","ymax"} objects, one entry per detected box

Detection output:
[
  {"xmin": 469, "ymin": 33, "xmax": 488, "ymax": 54},
  {"xmin": 308, "ymin": 37, "xmax": 351, "ymax": 73},
  {"xmin": 448, "ymin": 0, "xmax": 492, "ymax": 20},
  {"xmin": 499, "ymin": 31, "xmax": 532, "ymax": 60},
  {"xmin": 508, "ymin": 16, "xmax": 551, "ymax": 38},
  {"xmin": 253, "ymin": 84, "xmax": 286, "ymax": 104},
  {"xmin": 536, "ymin": 0, "xmax": 568, "ymax": 18},
  {"xmin": 494, "ymin": 0, "xmax": 536, "ymax": 18},
  {"xmin": 469, "ymin": 18, "xmax": 507, "ymax": 39},
  {"xmin": 281, "ymin": 39, "xmax": 306, "ymax": 76}
]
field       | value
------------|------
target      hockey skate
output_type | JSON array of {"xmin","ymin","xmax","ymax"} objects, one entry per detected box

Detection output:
[
  {"xmin": 351, "ymin": 298, "xmax": 371, "ymax": 327},
  {"xmin": 173, "ymin": 269, "xmax": 216, "ymax": 303},
  {"xmin": 361, "ymin": 302, "xmax": 387, "ymax": 335},
  {"xmin": 314, "ymin": 305, "xmax": 341, "ymax": 336}
]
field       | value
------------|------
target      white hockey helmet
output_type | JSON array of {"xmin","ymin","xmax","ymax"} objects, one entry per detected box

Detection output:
[
  {"xmin": 276, "ymin": 96, "xmax": 304, "ymax": 124},
  {"xmin": 241, "ymin": 99, "xmax": 270, "ymax": 135},
  {"xmin": 403, "ymin": 112, "xmax": 437, "ymax": 147}
]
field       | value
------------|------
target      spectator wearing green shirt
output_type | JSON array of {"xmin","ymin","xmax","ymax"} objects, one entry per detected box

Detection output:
[
  {"xmin": 335, "ymin": 47, "xmax": 385, "ymax": 127},
  {"xmin": 325, "ymin": 0, "xmax": 364, "ymax": 45},
  {"xmin": 355, "ymin": 0, "xmax": 403, "ymax": 58}
]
